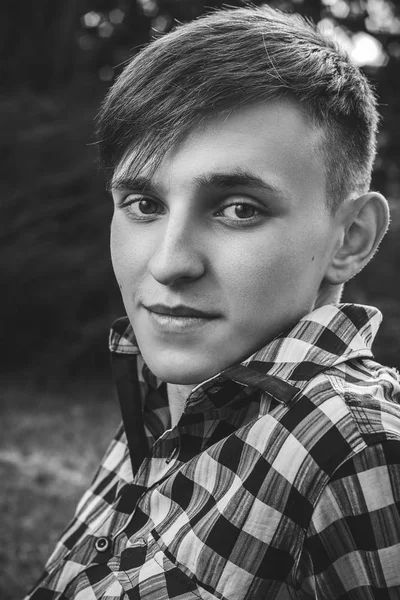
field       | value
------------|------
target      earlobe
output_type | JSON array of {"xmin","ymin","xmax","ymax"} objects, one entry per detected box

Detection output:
[{"xmin": 324, "ymin": 192, "xmax": 389, "ymax": 285}]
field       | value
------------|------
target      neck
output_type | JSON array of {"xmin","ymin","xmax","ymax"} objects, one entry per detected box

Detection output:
[
  {"xmin": 167, "ymin": 383, "xmax": 196, "ymax": 427},
  {"xmin": 314, "ymin": 282, "xmax": 343, "ymax": 309}
]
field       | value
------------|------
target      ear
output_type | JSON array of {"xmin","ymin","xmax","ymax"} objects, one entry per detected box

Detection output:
[{"xmin": 324, "ymin": 192, "xmax": 389, "ymax": 285}]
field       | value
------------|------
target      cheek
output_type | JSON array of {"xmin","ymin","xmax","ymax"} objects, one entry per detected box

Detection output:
[
  {"xmin": 219, "ymin": 230, "xmax": 323, "ymax": 316},
  {"xmin": 218, "ymin": 235, "xmax": 292, "ymax": 294},
  {"xmin": 110, "ymin": 215, "xmax": 125, "ymax": 280},
  {"xmin": 110, "ymin": 215, "xmax": 140, "ymax": 289},
  {"xmin": 110, "ymin": 215, "xmax": 158, "ymax": 294}
]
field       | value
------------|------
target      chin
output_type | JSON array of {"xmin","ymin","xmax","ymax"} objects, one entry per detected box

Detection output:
[{"xmin": 144, "ymin": 359, "xmax": 218, "ymax": 385}]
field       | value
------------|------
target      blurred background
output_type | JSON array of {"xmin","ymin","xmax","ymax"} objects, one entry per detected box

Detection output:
[{"xmin": 0, "ymin": 0, "xmax": 399, "ymax": 597}]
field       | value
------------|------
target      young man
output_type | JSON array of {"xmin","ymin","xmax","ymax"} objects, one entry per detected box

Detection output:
[{"xmin": 27, "ymin": 6, "xmax": 400, "ymax": 599}]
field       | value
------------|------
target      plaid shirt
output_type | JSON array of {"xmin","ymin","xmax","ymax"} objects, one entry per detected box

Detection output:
[{"xmin": 26, "ymin": 303, "xmax": 400, "ymax": 600}]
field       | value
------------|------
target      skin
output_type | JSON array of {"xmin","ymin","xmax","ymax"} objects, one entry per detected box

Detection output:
[{"xmin": 109, "ymin": 100, "xmax": 387, "ymax": 419}]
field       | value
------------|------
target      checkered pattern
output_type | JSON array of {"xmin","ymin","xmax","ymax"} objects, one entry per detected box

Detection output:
[{"xmin": 25, "ymin": 303, "xmax": 400, "ymax": 599}]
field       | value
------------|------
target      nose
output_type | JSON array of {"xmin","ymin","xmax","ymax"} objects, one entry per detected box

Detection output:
[{"xmin": 147, "ymin": 214, "xmax": 206, "ymax": 286}]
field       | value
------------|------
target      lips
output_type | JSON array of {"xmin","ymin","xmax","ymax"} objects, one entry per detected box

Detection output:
[
  {"xmin": 144, "ymin": 303, "xmax": 219, "ymax": 334},
  {"xmin": 145, "ymin": 303, "xmax": 218, "ymax": 319}
]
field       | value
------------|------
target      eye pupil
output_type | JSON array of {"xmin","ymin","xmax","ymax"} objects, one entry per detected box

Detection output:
[
  {"xmin": 139, "ymin": 199, "xmax": 158, "ymax": 214},
  {"xmin": 235, "ymin": 204, "xmax": 255, "ymax": 218}
]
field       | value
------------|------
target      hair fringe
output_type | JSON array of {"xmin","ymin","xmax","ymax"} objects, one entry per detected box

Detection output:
[{"xmin": 97, "ymin": 5, "xmax": 379, "ymax": 210}]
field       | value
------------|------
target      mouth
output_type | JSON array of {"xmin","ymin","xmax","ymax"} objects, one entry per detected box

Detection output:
[
  {"xmin": 143, "ymin": 304, "xmax": 219, "ymax": 333},
  {"xmin": 145, "ymin": 304, "xmax": 218, "ymax": 319}
]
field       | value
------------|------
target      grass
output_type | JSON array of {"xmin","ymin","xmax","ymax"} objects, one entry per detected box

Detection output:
[{"xmin": 0, "ymin": 381, "xmax": 121, "ymax": 600}]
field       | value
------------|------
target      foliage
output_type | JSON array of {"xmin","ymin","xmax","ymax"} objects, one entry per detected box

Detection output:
[
  {"xmin": 1, "ymin": 0, "xmax": 400, "ymax": 380},
  {"xmin": 0, "ymin": 88, "xmax": 122, "ymax": 380}
]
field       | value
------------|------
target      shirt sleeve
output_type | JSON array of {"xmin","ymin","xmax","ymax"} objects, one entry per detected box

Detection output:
[{"xmin": 300, "ymin": 440, "xmax": 400, "ymax": 599}]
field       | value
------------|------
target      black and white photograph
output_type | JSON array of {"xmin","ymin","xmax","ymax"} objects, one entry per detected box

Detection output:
[{"xmin": 1, "ymin": 1, "xmax": 400, "ymax": 598}]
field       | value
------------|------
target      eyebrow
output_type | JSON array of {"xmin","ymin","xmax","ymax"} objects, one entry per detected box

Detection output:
[
  {"xmin": 110, "ymin": 169, "xmax": 289, "ymax": 201},
  {"xmin": 109, "ymin": 175, "xmax": 158, "ymax": 194},
  {"xmin": 193, "ymin": 170, "xmax": 287, "ymax": 199}
]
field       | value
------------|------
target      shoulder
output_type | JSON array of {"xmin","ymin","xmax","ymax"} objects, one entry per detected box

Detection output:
[
  {"xmin": 324, "ymin": 357, "xmax": 400, "ymax": 445},
  {"xmin": 247, "ymin": 359, "xmax": 400, "ymax": 513},
  {"xmin": 288, "ymin": 355, "xmax": 400, "ymax": 454}
]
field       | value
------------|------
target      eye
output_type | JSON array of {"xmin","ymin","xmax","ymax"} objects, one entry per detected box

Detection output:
[
  {"xmin": 121, "ymin": 196, "xmax": 164, "ymax": 219},
  {"xmin": 218, "ymin": 202, "xmax": 261, "ymax": 221}
]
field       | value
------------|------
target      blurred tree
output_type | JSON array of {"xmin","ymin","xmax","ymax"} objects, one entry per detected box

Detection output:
[
  {"xmin": 1, "ymin": 0, "xmax": 399, "ymax": 381},
  {"xmin": 0, "ymin": 0, "xmax": 82, "ymax": 90}
]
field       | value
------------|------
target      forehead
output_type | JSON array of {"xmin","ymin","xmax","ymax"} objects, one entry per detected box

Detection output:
[{"xmin": 112, "ymin": 100, "xmax": 327, "ymax": 206}]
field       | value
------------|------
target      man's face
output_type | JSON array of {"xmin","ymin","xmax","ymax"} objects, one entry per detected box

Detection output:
[{"xmin": 110, "ymin": 101, "xmax": 339, "ymax": 384}]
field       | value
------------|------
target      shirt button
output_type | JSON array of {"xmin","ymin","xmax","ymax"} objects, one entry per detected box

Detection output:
[{"xmin": 95, "ymin": 537, "xmax": 110, "ymax": 552}]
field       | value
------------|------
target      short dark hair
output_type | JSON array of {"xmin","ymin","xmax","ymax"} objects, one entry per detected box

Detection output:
[{"xmin": 97, "ymin": 5, "xmax": 380, "ymax": 211}]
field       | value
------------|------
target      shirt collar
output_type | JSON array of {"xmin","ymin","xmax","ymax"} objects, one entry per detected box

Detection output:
[{"xmin": 109, "ymin": 303, "xmax": 382, "ymax": 403}]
